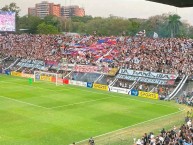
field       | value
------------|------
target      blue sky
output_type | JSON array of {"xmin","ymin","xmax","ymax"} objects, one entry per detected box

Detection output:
[{"xmin": 0, "ymin": 0, "xmax": 193, "ymax": 25}]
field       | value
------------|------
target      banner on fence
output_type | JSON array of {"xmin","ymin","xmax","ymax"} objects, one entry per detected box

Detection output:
[
  {"xmin": 40, "ymin": 76, "xmax": 52, "ymax": 82},
  {"xmin": 109, "ymin": 87, "xmax": 130, "ymax": 94},
  {"xmin": 45, "ymin": 60, "xmax": 58, "ymax": 66},
  {"xmin": 58, "ymin": 63, "xmax": 75, "ymax": 71},
  {"xmin": 116, "ymin": 74, "xmax": 175, "ymax": 85},
  {"xmin": 138, "ymin": 91, "xmax": 159, "ymax": 100},
  {"xmin": 69, "ymin": 80, "xmax": 87, "ymax": 87},
  {"xmin": 119, "ymin": 69, "xmax": 178, "ymax": 80},
  {"xmin": 63, "ymin": 79, "xmax": 69, "ymax": 84},
  {"xmin": 108, "ymin": 68, "xmax": 119, "ymax": 76},
  {"xmin": 74, "ymin": 65, "xmax": 98, "ymax": 73},
  {"xmin": 73, "ymin": 65, "xmax": 118, "ymax": 76},
  {"xmin": 17, "ymin": 59, "xmax": 47, "ymax": 70},
  {"xmin": 93, "ymin": 83, "xmax": 108, "ymax": 91},
  {"xmin": 11, "ymin": 71, "xmax": 22, "ymax": 77},
  {"xmin": 5, "ymin": 70, "xmax": 11, "ymax": 75},
  {"xmin": 87, "ymin": 82, "xmax": 93, "ymax": 88},
  {"xmin": 21, "ymin": 73, "xmax": 34, "ymax": 78},
  {"xmin": 131, "ymin": 89, "xmax": 139, "ymax": 96}
]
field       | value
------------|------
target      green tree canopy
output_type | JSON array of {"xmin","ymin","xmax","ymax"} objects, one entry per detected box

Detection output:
[
  {"xmin": 167, "ymin": 14, "xmax": 182, "ymax": 37},
  {"xmin": 37, "ymin": 22, "xmax": 59, "ymax": 34}
]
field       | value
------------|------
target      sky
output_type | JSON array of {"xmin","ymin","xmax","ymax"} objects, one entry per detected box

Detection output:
[{"xmin": 0, "ymin": 0, "xmax": 193, "ymax": 25}]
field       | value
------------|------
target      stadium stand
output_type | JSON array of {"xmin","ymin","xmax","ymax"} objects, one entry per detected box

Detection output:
[
  {"xmin": 0, "ymin": 34, "xmax": 193, "ymax": 102},
  {"xmin": 1, "ymin": 33, "xmax": 193, "ymax": 145}
]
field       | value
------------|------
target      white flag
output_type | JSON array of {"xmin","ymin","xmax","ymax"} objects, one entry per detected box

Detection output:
[{"xmin": 153, "ymin": 32, "xmax": 158, "ymax": 38}]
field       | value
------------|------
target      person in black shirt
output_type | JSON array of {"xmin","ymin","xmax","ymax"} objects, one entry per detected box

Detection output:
[{"xmin": 88, "ymin": 137, "xmax": 95, "ymax": 145}]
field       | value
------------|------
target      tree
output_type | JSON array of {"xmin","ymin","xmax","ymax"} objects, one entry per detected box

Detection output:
[
  {"xmin": 167, "ymin": 14, "xmax": 182, "ymax": 37},
  {"xmin": 37, "ymin": 22, "xmax": 59, "ymax": 34},
  {"xmin": 1, "ymin": 2, "xmax": 21, "ymax": 32},
  {"xmin": 44, "ymin": 15, "xmax": 61, "ymax": 32},
  {"xmin": 19, "ymin": 15, "xmax": 43, "ymax": 34}
]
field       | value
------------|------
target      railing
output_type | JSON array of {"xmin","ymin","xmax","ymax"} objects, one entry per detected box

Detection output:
[
  {"xmin": 165, "ymin": 75, "xmax": 185, "ymax": 100},
  {"xmin": 3, "ymin": 58, "xmax": 20, "ymax": 70},
  {"xmin": 169, "ymin": 75, "xmax": 189, "ymax": 100},
  {"xmin": 94, "ymin": 74, "xmax": 104, "ymax": 83},
  {"xmin": 150, "ymin": 84, "xmax": 159, "ymax": 92},
  {"xmin": 109, "ymin": 78, "xmax": 118, "ymax": 86},
  {"xmin": 64, "ymin": 71, "xmax": 73, "ymax": 78},
  {"xmin": 14, "ymin": 66, "xmax": 23, "ymax": 72},
  {"xmin": 1, "ymin": 56, "xmax": 9, "ymax": 61}
]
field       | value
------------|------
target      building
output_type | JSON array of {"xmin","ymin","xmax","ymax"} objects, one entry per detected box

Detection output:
[
  {"xmin": 61, "ymin": 5, "xmax": 85, "ymax": 18},
  {"xmin": 28, "ymin": 1, "xmax": 61, "ymax": 19},
  {"xmin": 28, "ymin": 8, "xmax": 36, "ymax": 17},
  {"xmin": 28, "ymin": 1, "xmax": 85, "ymax": 19},
  {"xmin": 35, "ymin": 1, "xmax": 51, "ymax": 19},
  {"xmin": 49, "ymin": 3, "xmax": 61, "ymax": 17}
]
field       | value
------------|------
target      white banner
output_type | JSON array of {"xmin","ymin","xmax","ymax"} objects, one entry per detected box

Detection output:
[
  {"xmin": 109, "ymin": 86, "xmax": 130, "ymax": 95},
  {"xmin": 116, "ymin": 74, "xmax": 175, "ymax": 85},
  {"xmin": 17, "ymin": 59, "xmax": 46, "ymax": 70},
  {"xmin": 69, "ymin": 80, "xmax": 87, "ymax": 87},
  {"xmin": 119, "ymin": 69, "xmax": 178, "ymax": 80}
]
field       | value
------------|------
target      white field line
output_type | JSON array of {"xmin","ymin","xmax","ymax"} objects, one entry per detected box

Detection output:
[
  {"xmin": 0, "ymin": 95, "xmax": 49, "ymax": 109},
  {"xmin": 75, "ymin": 108, "xmax": 185, "ymax": 145},
  {"xmin": 50, "ymin": 96, "xmax": 114, "ymax": 109},
  {"xmin": 0, "ymin": 76, "xmax": 178, "ymax": 109}
]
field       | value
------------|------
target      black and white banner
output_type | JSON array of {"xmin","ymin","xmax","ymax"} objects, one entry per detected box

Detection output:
[
  {"xmin": 17, "ymin": 59, "xmax": 46, "ymax": 70},
  {"xmin": 116, "ymin": 74, "xmax": 175, "ymax": 85},
  {"xmin": 119, "ymin": 69, "xmax": 178, "ymax": 80}
]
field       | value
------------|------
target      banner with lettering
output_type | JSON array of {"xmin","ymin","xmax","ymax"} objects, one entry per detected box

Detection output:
[
  {"xmin": 11, "ymin": 71, "xmax": 22, "ymax": 77},
  {"xmin": 74, "ymin": 65, "xmax": 98, "ymax": 73},
  {"xmin": 69, "ymin": 80, "xmax": 87, "ymax": 87},
  {"xmin": 74, "ymin": 65, "xmax": 118, "ymax": 76},
  {"xmin": 58, "ymin": 63, "xmax": 75, "ymax": 71},
  {"xmin": 138, "ymin": 91, "xmax": 159, "ymax": 100},
  {"xmin": 109, "ymin": 86, "xmax": 130, "ymax": 94},
  {"xmin": 17, "ymin": 59, "xmax": 47, "ymax": 70},
  {"xmin": 21, "ymin": 73, "xmax": 34, "ymax": 78},
  {"xmin": 93, "ymin": 83, "xmax": 108, "ymax": 91},
  {"xmin": 119, "ymin": 69, "xmax": 178, "ymax": 80},
  {"xmin": 40, "ymin": 76, "xmax": 52, "ymax": 82},
  {"xmin": 116, "ymin": 74, "xmax": 175, "ymax": 85}
]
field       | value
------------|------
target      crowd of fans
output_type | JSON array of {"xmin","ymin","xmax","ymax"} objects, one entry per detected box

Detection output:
[
  {"xmin": 1, "ymin": 34, "xmax": 193, "ymax": 100},
  {"xmin": 134, "ymin": 111, "xmax": 193, "ymax": 145},
  {"xmin": 0, "ymin": 34, "xmax": 193, "ymax": 76}
]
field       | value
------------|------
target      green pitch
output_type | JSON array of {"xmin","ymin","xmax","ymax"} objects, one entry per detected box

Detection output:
[{"xmin": 0, "ymin": 75, "xmax": 179, "ymax": 145}]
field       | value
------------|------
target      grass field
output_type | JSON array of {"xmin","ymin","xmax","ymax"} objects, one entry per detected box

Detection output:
[{"xmin": 0, "ymin": 75, "xmax": 181, "ymax": 145}]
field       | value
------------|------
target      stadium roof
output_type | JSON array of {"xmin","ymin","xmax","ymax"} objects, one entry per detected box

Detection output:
[{"xmin": 147, "ymin": 0, "xmax": 193, "ymax": 7}]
